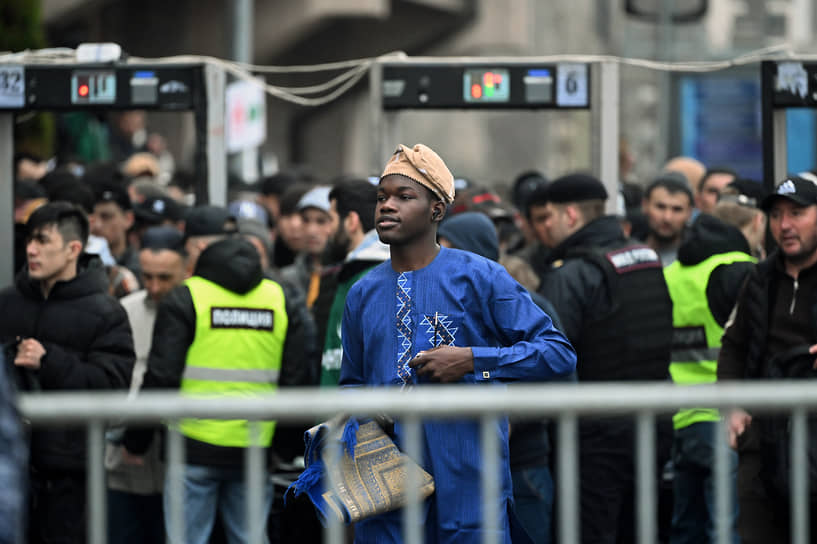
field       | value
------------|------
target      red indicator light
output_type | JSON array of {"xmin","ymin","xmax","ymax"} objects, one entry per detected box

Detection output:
[
  {"xmin": 78, "ymin": 84, "xmax": 90, "ymax": 97},
  {"xmin": 471, "ymin": 83, "xmax": 482, "ymax": 99},
  {"xmin": 483, "ymin": 72, "xmax": 494, "ymax": 87}
]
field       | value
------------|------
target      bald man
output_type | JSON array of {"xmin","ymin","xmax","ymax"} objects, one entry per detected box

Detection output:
[{"xmin": 663, "ymin": 156, "xmax": 706, "ymax": 198}]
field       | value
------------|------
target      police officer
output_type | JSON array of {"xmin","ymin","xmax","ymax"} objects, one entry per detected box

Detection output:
[
  {"xmin": 537, "ymin": 173, "xmax": 673, "ymax": 543},
  {"xmin": 124, "ymin": 205, "xmax": 316, "ymax": 544}
]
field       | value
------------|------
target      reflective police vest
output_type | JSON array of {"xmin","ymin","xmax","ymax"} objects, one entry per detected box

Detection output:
[
  {"xmin": 179, "ymin": 276, "xmax": 288, "ymax": 448},
  {"xmin": 664, "ymin": 251, "xmax": 755, "ymax": 430}
]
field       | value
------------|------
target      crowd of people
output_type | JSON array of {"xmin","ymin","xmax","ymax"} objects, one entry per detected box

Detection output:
[{"xmin": 2, "ymin": 115, "xmax": 817, "ymax": 544}]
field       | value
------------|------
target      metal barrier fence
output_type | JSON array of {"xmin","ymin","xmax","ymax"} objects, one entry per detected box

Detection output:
[{"xmin": 18, "ymin": 381, "xmax": 817, "ymax": 544}]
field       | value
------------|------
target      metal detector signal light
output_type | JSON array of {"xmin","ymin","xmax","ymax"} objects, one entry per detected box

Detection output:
[
  {"xmin": 71, "ymin": 70, "xmax": 116, "ymax": 104},
  {"xmin": 464, "ymin": 68, "xmax": 510, "ymax": 103}
]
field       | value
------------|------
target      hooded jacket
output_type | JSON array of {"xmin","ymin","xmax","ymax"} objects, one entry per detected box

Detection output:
[
  {"xmin": 0, "ymin": 253, "xmax": 135, "ymax": 472},
  {"xmin": 125, "ymin": 237, "xmax": 317, "ymax": 465},
  {"xmin": 674, "ymin": 213, "xmax": 756, "ymax": 327}
]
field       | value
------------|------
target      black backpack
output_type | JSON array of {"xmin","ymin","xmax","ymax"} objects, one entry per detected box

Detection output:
[{"xmin": 758, "ymin": 345, "xmax": 817, "ymax": 502}]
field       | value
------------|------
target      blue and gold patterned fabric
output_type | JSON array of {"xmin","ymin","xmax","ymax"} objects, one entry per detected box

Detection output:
[{"xmin": 289, "ymin": 416, "xmax": 434, "ymax": 525}]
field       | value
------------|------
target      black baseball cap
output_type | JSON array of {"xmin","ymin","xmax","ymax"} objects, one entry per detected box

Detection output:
[
  {"xmin": 183, "ymin": 205, "xmax": 237, "ymax": 239},
  {"xmin": 760, "ymin": 176, "xmax": 817, "ymax": 211},
  {"xmin": 141, "ymin": 226, "xmax": 185, "ymax": 253},
  {"xmin": 135, "ymin": 196, "xmax": 186, "ymax": 224},
  {"xmin": 512, "ymin": 171, "xmax": 549, "ymax": 212},
  {"xmin": 94, "ymin": 182, "xmax": 132, "ymax": 211}
]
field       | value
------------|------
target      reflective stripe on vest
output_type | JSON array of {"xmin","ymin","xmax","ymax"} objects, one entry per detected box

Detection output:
[
  {"xmin": 178, "ymin": 276, "xmax": 288, "ymax": 448},
  {"xmin": 182, "ymin": 367, "xmax": 281, "ymax": 383},
  {"xmin": 664, "ymin": 251, "xmax": 755, "ymax": 429}
]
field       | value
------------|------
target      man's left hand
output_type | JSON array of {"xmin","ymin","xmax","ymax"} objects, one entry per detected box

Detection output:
[
  {"xmin": 810, "ymin": 344, "xmax": 817, "ymax": 369},
  {"xmin": 14, "ymin": 338, "xmax": 46, "ymax": 370},
  {"xmin": 409, "ymin": 346, "xmax": 473, "ymax": 383}
]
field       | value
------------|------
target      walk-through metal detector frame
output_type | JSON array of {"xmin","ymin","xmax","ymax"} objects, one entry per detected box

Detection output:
[
  {"xmin": 761, "ymin": 59, "xmax": 817, "ymax": 191},
  {"xmin": 367, "ymin": 57, "xmax": 619, "ymax": 212},
  {"xmin": 0, "ymin": 59, "xmax": 227, "ymax": 288}
]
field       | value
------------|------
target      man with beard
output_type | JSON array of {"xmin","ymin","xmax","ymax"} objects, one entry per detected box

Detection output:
[
  {"xmin": 642, "ymin": 173, "xmax": 695, "ymax": 266},
  {"xmin": 719, "ymin": 175, "xmax": 817, "ymax": 543},
  {"xmin": 320, "ymin": 178, "xmax": 390, "ymax": 386}
]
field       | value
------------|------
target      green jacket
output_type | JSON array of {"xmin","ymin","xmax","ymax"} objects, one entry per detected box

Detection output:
[{"xmin": 320, "ymin": 230, "xmax": 390, "ymax": 386}]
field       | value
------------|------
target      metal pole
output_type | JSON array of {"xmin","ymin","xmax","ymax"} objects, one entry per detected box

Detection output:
[
  {"xmin": 791, "ymin": 408, "xmax": 809, "ymax": 544},
  {"xmin": 591, "ymin": 61, "xmax": 620, "ymax": 214},
  {"xmin": 635, "ymin": 412, "xmax": 656, "ymax": 544},
  {"xmin": 204, "ymin": 64, "xmax": 228, "ymax": 205},
  {"xmin": 231, "ymin": 0, "xmax": 253, "ymax": 64},
  {"xmin": 772, "ymin": 110, "xmax": 788, "ymax": 186},
  {"xmin": 166, "ymin": 427, "xmax": 186, "ymax": 544},
  {"xmin": 761, "ymin": 61, "xmax": 787, "ymax": 193},
  {"xmin": 323, "ymin": 422, "xmax": 344, "ymax": 544},
  {"xmin": 480, "ymin": 415, "xmax": 500, "ymax": 544},
  {"xmin": 714, "ymin": 418, "xmax": 732, "ymax": 544},
  {"xmin": 402, "ymin": 416, "xmax": 423, "ymax": 544},
  {"xmin": 246, "ymin": 421, "xmax": 266, "ymax": 544},
  {"xmin": 229, "ymin": 0, "xmax": 259, "ymax": 184},
  {"xmin": 86, "ymin": 421, "xmax": 106, "ymax": 544},
  {"xmin": 655, "ymin": 0, "xmax": 673, "ymax": 167},
  {"xmin": 0, "ymin": 113, "xmax": 14, "ymax": 289},
  {"xmin": 557, "ymin": 413, "xmax": 579, "ymax": 544}
]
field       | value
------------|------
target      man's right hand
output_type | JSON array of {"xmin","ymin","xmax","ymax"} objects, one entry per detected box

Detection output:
[
  {"xmin": 727, "ymin": 408, "xmax": 752, "ymax": 449},
  {"xmin": 120, "ymin": 448, "xmax": 145, "ymax": 466},
  {"xmin": 809, "ymin": 343, "xmax": 817, "ymax": 368}
]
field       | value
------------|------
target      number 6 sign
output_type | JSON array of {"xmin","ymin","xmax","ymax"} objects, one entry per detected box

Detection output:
[{"xmin": 557, "ymin": 63, "xmax": 588, "ymax": 107}]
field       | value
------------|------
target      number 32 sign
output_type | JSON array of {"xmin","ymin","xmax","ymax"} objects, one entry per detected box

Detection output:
[
  {"xmin": 557, "ymin": 63, "xmax": 588, "ymax": 107},
  {"xmin": 0, "ymin": 66, "xmax": 25, "ymax": 108}
]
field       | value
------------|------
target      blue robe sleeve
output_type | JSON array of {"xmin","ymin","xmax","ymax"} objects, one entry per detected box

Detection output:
[{"xmin": 471, "ymin": 266, "xmax": 576, "ymax": 381}]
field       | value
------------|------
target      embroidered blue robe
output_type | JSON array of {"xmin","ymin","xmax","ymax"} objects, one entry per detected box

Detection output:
[{"xmin": 339, "ymin": 247, "xmax": 576, "ymax": 543}]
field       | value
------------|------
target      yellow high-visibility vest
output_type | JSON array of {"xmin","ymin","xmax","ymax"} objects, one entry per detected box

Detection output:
[
  {"xmin": 178, "ymin": 275, "xmax": 287, "ymax": 447},
  {"xmin": 664, "ymin": 251, "xmax": 755, "ymax": 430}
]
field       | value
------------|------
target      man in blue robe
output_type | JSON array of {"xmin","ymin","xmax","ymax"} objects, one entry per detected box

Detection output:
[{"xmin": 339, "ymin": 143, "xmax": 576, "ymax": 543}]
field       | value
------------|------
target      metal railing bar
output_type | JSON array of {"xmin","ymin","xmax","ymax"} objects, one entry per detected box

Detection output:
[
  {"xmin": 15, "ymin": 384, "xmax": 817, "ymax": 544},
  {"xmin": 246, "ymin": 421, "xmax": 265, "ymax": 544},
  {"xmin": 402, "ymin": 415, "xmax": 423, "ymax": 544},
  {"xmin": 791, "ymin": 407, "xmax": 808, "ymax": 544},
  {"xmin": 480, "ymin": 415, "xmax": 500, "ymax": 544},
  {"xmin": 21, "ymin": 382, "xmax": 817, "ymax": 423},
  {"xmin": 557, "ymin": 412, "xmax": 579, "ymax": 544},
  {"xmin": 635, "ymin": 411, "xmax": 656, "ymax": 544},
  {"xmin": 323, "ymin": 432, "xmax": 344, "ymax": 544},
  {"xmin": 86, "ymin": 421, "xmax": 106, "ymax": 544},
  {"xmin": 166, "ymin": 427, "xmax": 186, "ymax": 544},
  {"xmin": 714, "ymin": 418, "xmax": 731, "ymax": 544}
]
